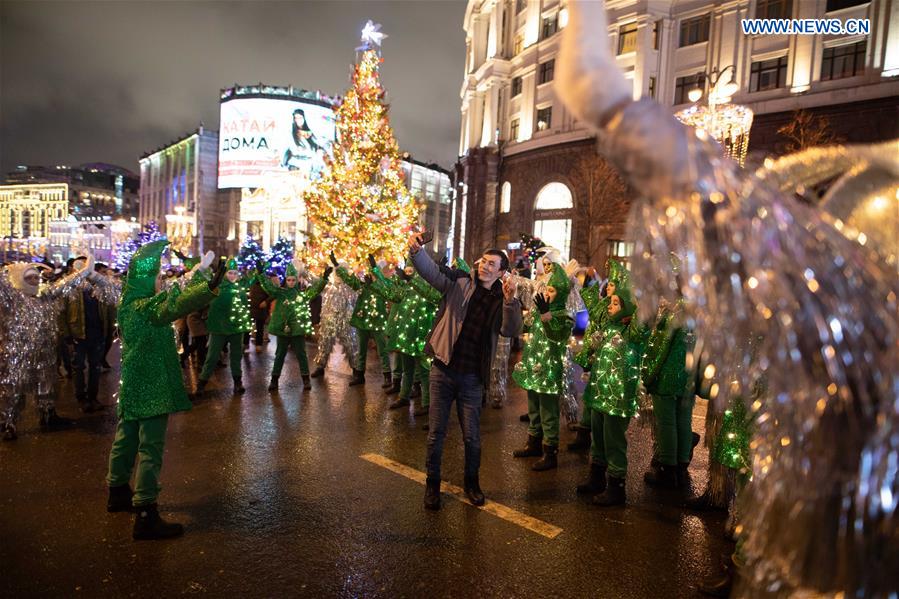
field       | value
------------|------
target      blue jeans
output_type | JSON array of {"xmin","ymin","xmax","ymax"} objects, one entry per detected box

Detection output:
[{"xmin": 426, "ymin": 364, "xmax": 483, "ymax": 480}]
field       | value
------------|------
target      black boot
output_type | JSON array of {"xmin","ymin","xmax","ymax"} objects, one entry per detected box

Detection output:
[
  {"xmin": 233, "ymin": 377, "xmax": 245, "ymax": 394},
  {"xmin": 107, "ymin": 485, "xmax": 134, "ymax": 513},
  {"xmin": 40, "ymin": 408, "xmax": 74, "ymax": 430},
  {"xmin": 388, "ymin": 396, "xmax": 410, "ymax": 410},
  {"xmin": 268, "ymin": 376, "xmax": 279, "ymax": 392},
  {"xmin": 576, "ymin": 463, "xmax": 607, "ymax": 495},
  {"xmin": 698, "ymin": 556, "xmax": 735, "ymax": 597},
  {"xmin": 532, "ymin": 444, "xmax": 558, "ymax": 471},
  {"xmin": 464, "ymin": 476, "xmax": 485, "ymax": 506},
  {"xmin": 423, "ymin": 477, "xmax": 441, "ymax": 511},
  {"xmin": 512, "ymin": 434, "xmax": 543, "ymax": 458},
  {"xmin": 380, "ymin": 372, "xmax": 393, "ymax": 389},
  {"xmin": 592, "ymin": 476, "xmax": 626, "ymax": 507},
  {"xmin": 386, "ymin": 376, "xmax": 402, "ymax": 395},
  {"xmin": 302, "ymin": 374, "xmax": 311, "ymax": 390},
  {"xmin": 519, "ymin": 413, "xmax": 530, "ymax": 422},
  {"xmin": 133, "ymin": 504, "xmax": 184, "ymax": 540},
  {"xmin": 644, "ymin": 463, "xmax": 679, "ymax": 489},
  {"xmin": 566, "ymin": 427, "xmax": 591, "ymax": 451},
  {"xmin": 677, "ymin": 463, "xmax": 690, "ymax": 488},
  {"xmin": 348, "ymin": 369, "xmax": 365, "ymax": 386},
  {"xmin": 409, "ymin": 382, "xmax": 421, "ymax": 400},
  {"xmin": 310, "ymin": 366, "xmax": 325, "ymax": 378},
  {"xmin": 684, "ymin": 487, "xmax": 727, "ymax": 512},
  {"xmin": 690, "ymin": 431, "xmax": 701, "ymax": 462}
]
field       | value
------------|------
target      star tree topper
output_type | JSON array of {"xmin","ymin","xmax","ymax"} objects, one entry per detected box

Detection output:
[{"xmin": 358, "ymin": 20, "xmax": 387, "ymax": 50}]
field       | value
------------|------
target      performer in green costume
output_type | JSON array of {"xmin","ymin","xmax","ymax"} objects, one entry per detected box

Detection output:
[
  {"xmin": 332, "ymin": 252, "xmax": 391, "ymax": 387},
  {"xmin": 196, "ymin": 258, "xmax": 252, "ymax": 395},
  {"xmin": 511, "ymin": 267, "xmax": 573, "ymax": 471},
  {"xmin": 370, "ymin": 256, "xmax": 441, "ymax": 415},
  {"xmin": 106, "ymin": 240, "xmax": 224, "ymax": 540},
  {"xmin": 259, "ymin": 259, "xmax": 330, "ymax": 392},
  {"xmin": 569, "ymin": 259, "xmax": 626, "ymax": 450},
  {"xmin": 641, "ymin": 299, "xmax": 696, "ymax": 488},
  {"xmin": 576, "ymin": 280, "xmax": 644, "ymax": 506}
]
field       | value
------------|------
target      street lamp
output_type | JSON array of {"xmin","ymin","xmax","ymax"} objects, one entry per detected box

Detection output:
[
  {"xmin": 688, "ymin": 64, "xmax": 739, "ymax": 104},
  {"xmin": 677, "ymin": 64, "xmax": 753, "ymax": 167}
]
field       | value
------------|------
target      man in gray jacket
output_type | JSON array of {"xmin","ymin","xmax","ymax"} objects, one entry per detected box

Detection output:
[{"xmin": 409, "ymin": 234, "xmax": 522, "ymax": 510}]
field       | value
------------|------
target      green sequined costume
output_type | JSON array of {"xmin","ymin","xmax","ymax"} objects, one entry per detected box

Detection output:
[
  {"xmin": 107, "ymin": 240, "xmax": 217, "ymax": 506},
  {"xmin": 512, "ymin": 268, "xmax": 573, "ymax": 447},
  {"xmin": 259, "ymin": 264, "xmax": 327, "ymax": 379},
  {"xmin": 337, "ymin": 266, "xmax": 390, "ymax": 373},
  {"xmin": 199, "ymin": 260, "xmax": 252, "ymax": 382},
  {"xmin": 371, "ymin": 267, "xmax": 441, "ymax": 406}
]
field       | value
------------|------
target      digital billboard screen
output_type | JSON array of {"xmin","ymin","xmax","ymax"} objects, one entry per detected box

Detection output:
[{"xmin": 218, "ymin": 96, "xmax": 336, "ymax": 189}]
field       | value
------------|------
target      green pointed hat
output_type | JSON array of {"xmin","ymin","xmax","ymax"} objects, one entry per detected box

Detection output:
[
  {"xmin": 124, "ymin": 239, "xmax": 169, "ymax": 299},
  {"xmin": 285, "ymin": 261, "xmax": 298, "ymax": 278},
  {"xmin": 453, "ymin": 257, "xmax": 471, "ymax": 274},
  {"xmin": 607, "ymin": 258, "xmax": 630, "ymax": 287},
  {"xmin": 546, "ymin": 264, "xmax": 570, "ymax": 310},
  {"xmin": 610, "ymin": 284, "xmax": 637, "ymax": 322},
  {"xmin": 226, "ymin": 257, "xmax": 239, "ymax": 271}
]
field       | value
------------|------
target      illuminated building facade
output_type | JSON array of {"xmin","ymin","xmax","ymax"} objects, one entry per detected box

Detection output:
[
  {"xmin": 0, "ymin": 183, "xmax": 69, "ymax": 259},
  {"xmin": 456, "ymin": 0, "xmax": 898, "ymax": 269}
]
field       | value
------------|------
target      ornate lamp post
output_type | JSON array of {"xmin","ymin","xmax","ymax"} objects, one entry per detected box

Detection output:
[{"xmin": 676, "ymin": 65, "xmax": 754, "ymax": 167}]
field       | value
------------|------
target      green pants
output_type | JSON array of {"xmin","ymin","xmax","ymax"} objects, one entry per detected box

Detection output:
[
  {"xmin": 526, "ymin": 390, "xmax": 560, "ymax": 447},
  {"xmin": 357, "ymin": 329, "xmax": 390, "ymax": 373},
  {"xmin": 399, "ymin": 353, "xmax": 431, "ymax": 407},
  {"xmin": 272, "ymin": 334, "xmax": 309, "ymax": 378},
  {"xmin": 652, "ymin": 394, "xmax": 696, "ymax": 465},
  {"xmin": 579, "ymin": 383, "xmax": 595, "ymax": 429},
  {"xmin": 106, "ymin": 414, "xmax": 169, "ymax": 506},
  {"xmin": 590, "ymin": 410, "xmax": 631, "ymax": 478},
  {"xmin": 200, "ymin": 333, "xmax": 244, "ymax": 381}
]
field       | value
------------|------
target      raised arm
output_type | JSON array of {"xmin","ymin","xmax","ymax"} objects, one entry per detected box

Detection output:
[{"xmin": 142, "ymin": 281, "xmax": 218, "ymax": 326}]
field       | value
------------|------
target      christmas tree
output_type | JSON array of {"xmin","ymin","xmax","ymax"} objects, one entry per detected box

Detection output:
[
  {"xmin": 303, "ymin": 21, "xmax": 421, "ymax": 270},
  {"xmin": 237, "ymin": 236, "xmax": 266, "ymax": 270},
  {"xmin": 267, "ymin": 236, "xmax": 295, "ymax": 276},
  {"xmin": 114, "ymin": 221, "xmax": 165, "ymax": 271}
]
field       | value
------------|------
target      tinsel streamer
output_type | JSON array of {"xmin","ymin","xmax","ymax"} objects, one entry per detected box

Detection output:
[
  {"xmin": 315, "ymin": 277, "xmax": 359, "ymax": 370},
  {"xmin": 559, "ymin": 346, "xmax": 579, "ymax": 424},
  {"xmin": 0, "ymin": 265, "xmax": 87, "ymax": 427},
  {"xmin": 635, "ymin": 384, "xmax": 653, "ymax": 431},
  {"xmin": 487, "ymin": 335, "xmax": 511, "ymax": 406},
  {"xmin": 602, "ymin": 97, "xmax": 898, "ymax": 596}
]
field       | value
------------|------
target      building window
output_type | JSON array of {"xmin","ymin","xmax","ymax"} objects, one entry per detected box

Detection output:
[
  {"xmin": 500, "ymin": 182, "xmax": 511, "ymax": 213},
  {"xmin": 821, "ymin": 41, "xmax": 866, "ymax": 80},
  {"xmin": 607, "ymin": 239, "xmax": 635, "ymax": 267},
  {"xmin": 511, "ymin": 76, "xmax": 523, "ymax": 97},
  {"xmin": 516, "ymin": 0, "xmax": 527, "ymax": 14},
  {"xmin": 674, "ymin": 73, "xmax": 704, "ymax": 104},
  {"xmin": 653, "ymin": 20, "xmax": 662, "ymax": 50},
  {"xmin": 826, "ymin": 0, "xmax": 868, "ymax": 10},
  {"xmin": 538, "ymin": 59, "xmax": 555, "ymax": 84},
  {"xmin": 510, "ymin": 118, "xmax": 520, "ymax": 141},
  {"xmin": 535, "ymin": 182, "xmax": 573, "ymax": 209},
  {"xmin": 756, "ymin": 0, "xmax": 793, "ymax": 19},
  {"xmin": 618, "ymin": 22, "xmax": 638, "ymax": 55},
  {"xmin": 679, "ymin": 14, "xmax": 710, "ymax": 47},
  {"xmin": 542, "ymin": 14, "xmax": 559, "ymax": 40},
  {"xmin": 750, "ymin": 55, "xmax": 788, "ymax": 92},
  {"xmin": 513, "ymin": 34, "xmax": 524, "ymax": 55},
  {"xmin": 534, "ymin": 219, "xmax": 572, "ymax": 259},
  {"xmin": 648, "ymin": 76, "xmax": 657, "ymax": 99},
  {"xmin": 536, "ymin": 106, "xmax": 552, "ymax": 130}
]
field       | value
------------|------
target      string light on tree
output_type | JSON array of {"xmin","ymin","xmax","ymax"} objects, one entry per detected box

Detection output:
[{"xmin": 304, "ymin": 22, "xmax": 421, "ymax": 270}]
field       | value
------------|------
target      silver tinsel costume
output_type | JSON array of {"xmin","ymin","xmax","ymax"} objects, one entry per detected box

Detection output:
[
  {"xmin": 0, "ymin": 262, "xmax": 91, "ymax": 434},
  {"xmin": 314, "ymin": 273, "xmax": 359, "ymax": 371},
  {"xmin": 557, "ymin": 3, "xmax": 898, "ymax": 595}
]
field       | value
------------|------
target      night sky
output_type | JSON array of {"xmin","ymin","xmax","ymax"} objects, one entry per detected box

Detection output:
[{"xmin": 0, "ymin": 0, "xmax": 467, "ymax": 176}]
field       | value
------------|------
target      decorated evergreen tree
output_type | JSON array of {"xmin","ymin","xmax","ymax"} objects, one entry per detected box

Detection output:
[
  {"xmin": 114, "ymin": 221, "xmax": 165, "ymax": 271},
  {"xmin": 303, "ymin": 21, "xmax": 421, "ymax": 270},
  {"xmin": 267, "ymin": 236, "xmax": 295, "ymax": 276},
  {"xmin": 237, "ymin": 236, "xmax": 266, "ymax": 270}
]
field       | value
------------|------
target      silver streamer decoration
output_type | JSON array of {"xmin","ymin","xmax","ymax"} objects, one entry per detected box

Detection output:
[
  {"xmin": 487, "ymin": 335, "xmax": 511, "ymax": 407},
  {"xmin": 556, "ymin": 3, "xmax": 897, "ymax": 594},
  {"xmin": 0, "ymin": 264, "xmax": 88, "ymax": 430},
  {"xmin": 315, "ymin": 275, "xmax": 359, "ymax": 371}
]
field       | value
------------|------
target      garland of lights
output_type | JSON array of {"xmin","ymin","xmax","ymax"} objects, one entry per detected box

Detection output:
[{"xmin": 675, "ymin": 103, "xmax": 753, "ymax": 167}]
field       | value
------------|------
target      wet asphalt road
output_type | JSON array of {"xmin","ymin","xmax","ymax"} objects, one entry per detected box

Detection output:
[{"xmin": 1, "ymin": 339, "xmax": 729, "ymax": 598}]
